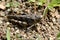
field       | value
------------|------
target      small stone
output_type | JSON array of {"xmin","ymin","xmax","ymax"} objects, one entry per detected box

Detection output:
[
  {"xmin": 52, "ymin": 18, "xmax": 56, "ymax": 22},
  {"xmin": 40, "ymin": 15, "xmax": 43, "ymax": 18},
  {"xmin": 6, "ymin": 22, "xmax": 10, "ymax": 25},
  {"xmin": 15, "ymin": 27, "xmax": 18, "ymax": 30},
  {"xmin": 45, "ymin": 24, "xmax": 48, "ymax": 26},
  {"xmin": 7, "ymin": 9, "xmax": 11, "ymax": 12},
  {"xmin": 18, "ymin": 21, "xmax": 22, "ymax": 23},
  {"xmin": 15, "ymin": 30, "xmax": 20, "ymax": 34},
  {"xmin": 22, "ymin": 22, "xmax": 27, "ymax": 24},
  {"xmin": 36, "ymin": 23, "xmax": 40, "ymax": 26},
  {"xmin": 0, "ymin": 20, "xmax": 3, "ymax": 24}
]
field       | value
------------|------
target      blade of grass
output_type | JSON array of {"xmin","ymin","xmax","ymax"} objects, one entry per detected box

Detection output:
[
  {"xmin": 6, "ymin": 27, "xmax": 10, "ymax": 40},
  {"xmin": 43, "ymin": 7, "xmax": 48, "ymax": 17},
  {"xmin": 43, "ymin": 0, "xmax": 60, "ymax": 18}
]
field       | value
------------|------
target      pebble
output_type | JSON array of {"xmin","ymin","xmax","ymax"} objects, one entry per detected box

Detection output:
[
  {"xmin": 52, "ymin": 18, "xmax": 56, "ymax": 22},
  {"xmin": 6, "ymin": 22, "xmax": 10, "ymax": 25},
  {"xmin": 0, "ymin": 17, "xmax": 4, "ymax": 24},
  {"xmin": 15, "ymin": 29, "xmax": 20, "ymax": 34},
  {"xmin": 0, "ymin": 20, "xmax": 3, "ymax": 24},
  {"xmin": 15, "ymin": 27, "xmax": 18, "ymax": 30},
  {"xmin": 45, "ymin": 24, "xmax": 48, "ymax": 26},
  {"xmin": 7, "ymin": 9, "xmax": 11, "ymax": 12}
]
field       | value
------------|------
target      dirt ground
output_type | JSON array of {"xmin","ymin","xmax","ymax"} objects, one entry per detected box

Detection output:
[{"xmin": 0, "ymin": 0, "xmax": 60, "ymax": 40}]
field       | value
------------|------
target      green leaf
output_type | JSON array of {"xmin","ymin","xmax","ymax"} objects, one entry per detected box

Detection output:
[
  {"xmin": 28, "ymin": 0, "xmax": 36, "ymax": 2},
  {"xmin": 6, "ymin": 27, "xmax": 10, "ymax": 40},
  {"xmin": 43, "ymin": 0, "xmax": 60, "ymax": 17},
  {"xmin": 13, "ymin": 1, "xmax": 20, "ymax": 7},
  {"xmin": 48, "ymin": 6, "xmax": 54, "ymax": 11},
  {"xmin": 6, "ymin": 1, "xmax": 20, "ymax": 8},
  {"xmin": 10, "ymin": 1, "xmax": 20, "ymax": 7},
  {"xmin": 51, "ymin": 0, "xmax": 60, "ymax": 4},
  {"xmin": 57, "ymin": 32, "xmax": 60, "ymax": 40},
  {"xmin": 6, "ymin": 3, "xmax": 11, "ymax": 7},
  {"xmin": 48, "ymin": 0, "xmax": 60, "ymax": 8},
  {"xmin": 43, "ymin": 7, "xmax": 48, "ymax": 17},
  {"xmin": 37, "ymin": 2, "xmax": 43, "ymax": 5},
  {"xmin": 37, "ymin": 0, "xmax": 47, "ymax": 5},
  {"xmin": 57, "ymin": 32, "xmax": 60, "ymax": 38},
  {"xmin": 38, "ymin": 0, "xmax": 46, "ymax": 3}
]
